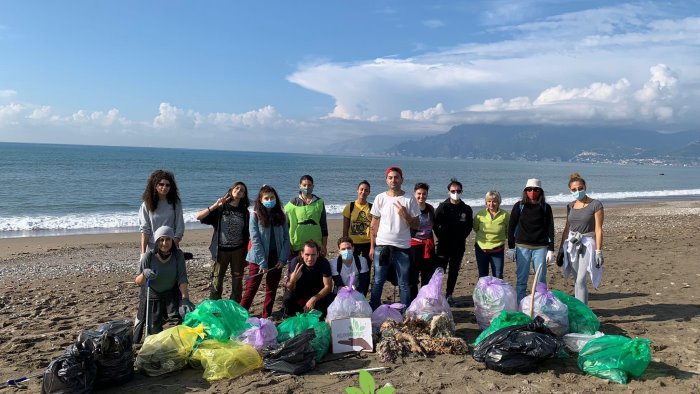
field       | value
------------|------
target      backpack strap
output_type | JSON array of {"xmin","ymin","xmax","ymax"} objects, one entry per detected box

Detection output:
[
  {"xmin": 354, "ymin": 255, "xmax": 362, "ymax": 273},
  {"xmin": 336, "ymin": 256, "xmax": 343, "ymax": 276},
  {"xmin": 349, "ymin": 201, "xmax": 355, "ymax": 215}
]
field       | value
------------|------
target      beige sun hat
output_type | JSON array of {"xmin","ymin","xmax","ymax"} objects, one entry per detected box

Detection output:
[{"xmin": 524, "ymin": 178, "xmax": 542, "ymax": 189}]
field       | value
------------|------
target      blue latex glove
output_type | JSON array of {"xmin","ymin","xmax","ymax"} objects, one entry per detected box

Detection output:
[{"xmin": 595, "ymin": 250, "xmax": 604, "ymax": 268}]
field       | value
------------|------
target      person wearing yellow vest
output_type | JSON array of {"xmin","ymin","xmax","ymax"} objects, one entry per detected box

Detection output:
[
  {"xmin": 473, "ymin": 190, "xmax": 509, "ymax": 279},
  {"xmin": 285, "ymin": 174, "xmax": 329, "ymax": 257}
]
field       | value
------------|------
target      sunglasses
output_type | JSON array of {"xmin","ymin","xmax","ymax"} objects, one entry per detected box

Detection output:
[
  {"xmin": 157, "ymin": 182, "xmax": 171, "ymax": 187},
  {"xmin": 524, "ymin": 188, "xmax": 541, "ymax": 192}
]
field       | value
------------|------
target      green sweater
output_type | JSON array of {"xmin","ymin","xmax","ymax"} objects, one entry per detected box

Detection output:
[{"xmin": 473, "ymin": 208, "xmax": 509, "ymax": 249}]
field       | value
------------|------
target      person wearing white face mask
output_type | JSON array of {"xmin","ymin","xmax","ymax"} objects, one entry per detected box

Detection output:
[
  {"xmin": 557, "ymin": 172, "xmax": 605, "ymax": 305},
  {"xmin": 434, "ymin": 178, "xmax": 473, "ymax": 306},
  {"xmin": 331, "ymin": 237, "xmax": 371, "ymax": 296}
]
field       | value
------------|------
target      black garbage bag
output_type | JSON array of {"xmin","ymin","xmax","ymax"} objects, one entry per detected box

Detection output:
[
  {"xmin": 263, "ymin": 328, "xmax": 317, "ymax": 375},
  {"xmin": 472, "ymin": 316, "xmax": 566, "ymax": 374},
  {"xmin": 41, "ymin": 345, "xmax": 96, "ymax": 394},
  {"xmin": 75, "ymin": 319, "xmax": 134, "ymax": 386}
]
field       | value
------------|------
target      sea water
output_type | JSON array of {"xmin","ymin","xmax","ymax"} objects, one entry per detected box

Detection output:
[{"xmin": 1, "ymin": 142, "xmax": 699, "ymax": 238}]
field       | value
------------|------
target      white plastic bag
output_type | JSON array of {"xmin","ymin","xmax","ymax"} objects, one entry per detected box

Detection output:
[
  {"xmin": 326, "ymin": 275, "xmax": 372, "ymax": 322},
  {"xmin": 519, "ymin": 283, "xmax": 569, "ymax": 336},
  {"xmin": 473, "ymin": 276, "xmax": 518, "ymax": 330}
]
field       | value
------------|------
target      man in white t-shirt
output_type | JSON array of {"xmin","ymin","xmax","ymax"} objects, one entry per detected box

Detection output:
[
  {"xmin": 368, "ymin": 166, "xmax": 420, "ymax": 310},
  {"xmin": 331, "ymin": 236, "xmax": 371, "ymax": 296}
]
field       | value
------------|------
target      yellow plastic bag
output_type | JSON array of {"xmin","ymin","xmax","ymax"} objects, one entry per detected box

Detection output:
[
  {"xmin": 189, "ymin": 339, "xmax": 263, "ymax": 381},
  {"xmin": 135, "ymin": 324, "xmax": 206, "ymax": 376}
]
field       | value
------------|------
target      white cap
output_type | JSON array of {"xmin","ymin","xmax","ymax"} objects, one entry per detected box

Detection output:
[{"xmin": 525, "ymin": 178, "xmax": 542, "ymax": 189}]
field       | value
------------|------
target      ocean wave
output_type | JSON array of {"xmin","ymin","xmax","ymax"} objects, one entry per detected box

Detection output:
[{"xmin": 1, "ymin": 189, "xmax": 699, "ymax": 234}]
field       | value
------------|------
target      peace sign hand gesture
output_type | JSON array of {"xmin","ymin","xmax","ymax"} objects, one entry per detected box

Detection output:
[{"xmin": 288, "ymin": 262, "xmax": 304, "ymax": 286}]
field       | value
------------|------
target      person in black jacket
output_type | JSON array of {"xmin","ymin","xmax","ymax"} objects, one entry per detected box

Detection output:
[
  {"xmin": 506, "ymin": 178, "xmax": 555, "ymax": 303},
  {"xmin": 195, "ymin": 181, "xmax": 250, "ymax": 301},
  {"xmin": 434, "ymin": 178, "xmax": 473, "ymax": 305}
]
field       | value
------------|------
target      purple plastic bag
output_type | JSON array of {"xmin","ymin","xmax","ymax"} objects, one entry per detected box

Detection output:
[
  {"xmin": 371, "ymin": 303, "xmax": 404, "ymax": 333},
  {"xmin": 237, "ymin": 317, "xmax": 278, "ymax": 350},
  {"xmin": 520, "ymin": 282, "xmax": 569, "ymax": 336},
  {"xmin": 405, "ymin": 268, "xmax": 453, "ymax": 322},
  {"xmin": 473, "ymin": 276, "xmax": 518, "ymax": 330},
  {"xmin": 326, "ymin": 274, "xmax": 372, "ymax": 322}
]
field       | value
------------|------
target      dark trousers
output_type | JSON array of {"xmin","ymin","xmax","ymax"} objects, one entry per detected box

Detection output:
[
  {"xmin": 283, "ymin": 292, "xmax": 334, "ymax": 319},
  {"xmin": 474, "ymin": 243, "xmax": 505, "ymax": 279},
  {"xmin": 240, "ymin": 262, "xmax": 282, "ymax": 318},
  {"xmin": 133, "ymin": 286, "xmax": 179, "ymax": 344},
  {"xmin": 354, "ymin": 242, "xmax": 371, "ymax": 261},
  {"xmin": 409, "ymin": 244, "xmax": 436, "ymax": 301},
  {"xmin": 209, "ymin": 247, "xmax": 246, "ymax": 302},
  {"xmin": 435, "ymin": 247, "xmax": 465, "ymax": 297}
]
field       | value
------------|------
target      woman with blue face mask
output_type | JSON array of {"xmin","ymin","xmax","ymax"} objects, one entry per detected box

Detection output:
[
  {"xmin": 240, "ymin": 185, "xmax": 291, "ymax": 318},
  {"xmin": 557, "ymin": 172, "xmax": 605, "ymax": 305}
]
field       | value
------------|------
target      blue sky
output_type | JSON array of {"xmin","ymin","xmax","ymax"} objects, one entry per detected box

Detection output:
[{"xmin": 1, "ymin": 1, "xmax": 699, "ymax": 152}]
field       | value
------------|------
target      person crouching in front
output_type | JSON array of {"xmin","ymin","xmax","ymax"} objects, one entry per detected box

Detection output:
[
  {"xmin": 133, "ymin": 226, "xmax": 194, "ymax": 343},
  {"xmin": 283, "ymin": 240, "xmax": 333, "ymax": 318}
]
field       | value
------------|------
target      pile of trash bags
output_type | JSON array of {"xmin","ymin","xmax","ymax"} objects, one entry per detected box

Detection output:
[
  {"xmin": 41, "ymin": 320, "xmax": 135, "ymax": 394},
  {"xmin": 276, "ymin": 309, "xmax": 331, "ymax": 362},
  {"xmin": 473, "ymin": 276, "xmax": 517, "ymax": 330}
]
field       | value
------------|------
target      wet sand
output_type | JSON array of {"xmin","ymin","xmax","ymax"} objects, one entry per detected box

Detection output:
[{"xmin": 1, "ymin": 200, "xmax": 699, "ymax": 393}]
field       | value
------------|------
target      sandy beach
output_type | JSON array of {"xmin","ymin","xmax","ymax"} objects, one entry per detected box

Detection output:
[{"xmin": 1, "ymin": 200, "xmax": 699, "ymax": 393}]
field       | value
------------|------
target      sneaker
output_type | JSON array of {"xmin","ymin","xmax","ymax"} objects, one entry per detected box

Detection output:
[{"xmin": 446, "ymin": 296, "xmax": 455, "ymax": 307}]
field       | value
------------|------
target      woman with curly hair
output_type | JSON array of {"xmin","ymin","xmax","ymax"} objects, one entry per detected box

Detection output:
[
  {"xmin": 240, "ymin": 185, "xmax": 290, "ymax": 318},
  {"xmin": 139, "ymin": 170, "xmax": 185, "ymax": 255}
]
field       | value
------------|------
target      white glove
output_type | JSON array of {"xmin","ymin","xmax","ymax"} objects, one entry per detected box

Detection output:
[
  {"xmin": 505, "ymin": 249, "xmax": 516, "ymax": 262},
  {"xmin": 546, "ymin": 250, "xmax": 555, "ymax": 265},
  {"xmin": 595, "ymin": 250, "xmax": 604, "ymax": 268}
]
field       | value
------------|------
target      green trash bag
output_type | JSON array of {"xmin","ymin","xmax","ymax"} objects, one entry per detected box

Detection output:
[
  {"xmin": 276, "ymin": 310, "xmax": 330, "ymax": 362},
  {"xmin": 472, "ymin": 310, "xmax": 532, "ymax": 346},
  {"xmin": 577, "ymin": 335, "xmax": 652, "ymax": 384},
  {"xmin": 551, "ymin": 290, "xmax": 600, "ymax": 334},
  {"xmin": 183, "ymin": 299, "xmax": 251, "ymax": 341}
]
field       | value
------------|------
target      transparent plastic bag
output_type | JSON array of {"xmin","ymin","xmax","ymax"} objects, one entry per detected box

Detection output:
[
  {"xmin": 236, "ymin": 318, "xmax": 278, "ymax": 350},
  {"xmin": 551, "ymin": 290, "xmax": 600, "ymax": 334},
  {"xmin": 577, "ymin": 335, "xmax": 652, "ymax": 384},
  {"xmin": 189, "ymin": 339, "xmax": 263, "ymax": 381},
  {"xmin": 183, "ymin": 299, "xmax": 251, "ymax": 341},
  {"xmin": 371, "ymin": 303, "xmax": 404, "ymax": 333},
  {"xmin": 276, "ymin": 310, "xmax": 331, "ymax": 362},
  {"xmin": 519, "ymin": 283, "xmax": 569, "ymax": 336},
  {"xmin": 473, "ymin": 276, "xmax": 518, "ymax": 330},
  {"xmin": 326, "ymin": 274, "xmax": 372, "ymax": 322},
  {"xmin": 472, "ymin": 310, "xmax": 532, "ymax": 346},
  {"xmin": 405, "ymin": 268, "xmax": 452, "ymax": 322},
  {"xmin": 135, "ymin": 324, "xmax": 206, "ymax": 376}
]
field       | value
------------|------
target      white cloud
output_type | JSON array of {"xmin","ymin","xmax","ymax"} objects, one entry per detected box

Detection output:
[
  {"xmin": 422, "ymin": 19, "xmax": 445, "ymax": 28},
  {"xmin": 401, "ymin": 103, "xmax": 447, "ymax": 120},
  {"xmin": 0, "ymin": 89, "xmax": 17, "ymax": 99},
  {"xmin": 288, "ymin": 4, "xmax": 700, "ymax": 128}
]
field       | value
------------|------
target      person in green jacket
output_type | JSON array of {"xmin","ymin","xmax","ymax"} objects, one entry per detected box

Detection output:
[
  {"xmin": 473, "ymin": 190, "xmax": 509, "ymax": 279},
  {"xmin": 285, "ymin": 174, "xmax": 328, "ymax": 257}
]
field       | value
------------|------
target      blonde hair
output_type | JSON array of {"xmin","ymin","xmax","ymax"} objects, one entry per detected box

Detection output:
[
  {"xmin": 485, "ymin": 190, "xmax": 501, "ymax": 204},
  {"xmin": 569, "ymin": 172, "xmax": 586, "ymax": 187}
]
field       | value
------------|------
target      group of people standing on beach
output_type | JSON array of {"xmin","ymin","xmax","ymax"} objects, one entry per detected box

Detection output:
[{"xmin": 132, "ymin": 166, "xmax": 605, "ymax": 342}]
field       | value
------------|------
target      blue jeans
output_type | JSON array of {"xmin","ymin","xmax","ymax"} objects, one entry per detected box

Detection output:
[
  {"xmin": 474, "ymin": 244, "xmax": 504, "ymax": 279},
  {"xmin": 369, "ymin": 245, "xmax": 412, "ymax": 310},
  {"xmin": 515, "ymin": 246, "xmax": 548, "ymax": 303}
]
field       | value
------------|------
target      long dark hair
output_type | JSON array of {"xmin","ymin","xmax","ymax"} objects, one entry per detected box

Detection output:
[
  {"xmin": 142, "ymin": 170, "xmax": 180, "ymax": 212},
  {"xmin": 255, "ymin": 185, "xmax": 285, "ymax": 227},
  {"xmin": 228, "ymin": 181, "xmax": 250, "ymax": 209}
]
